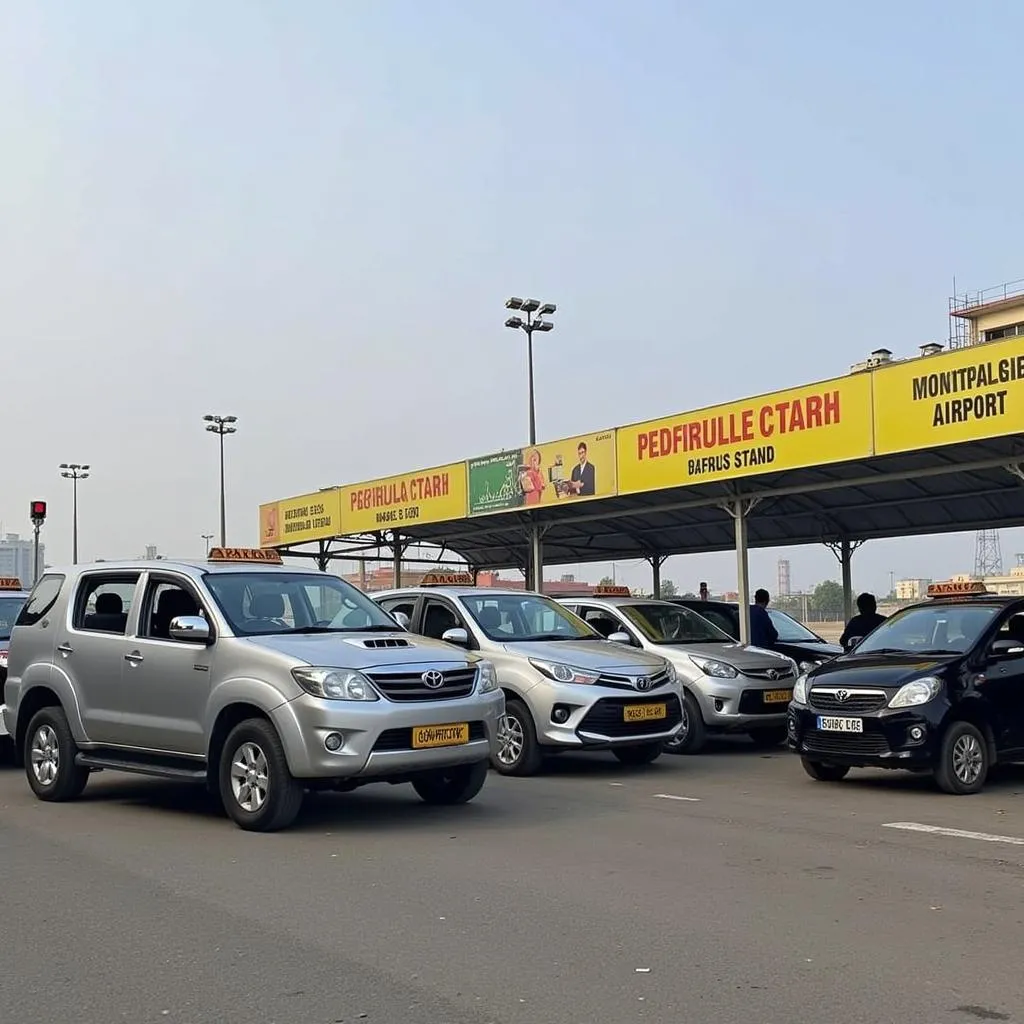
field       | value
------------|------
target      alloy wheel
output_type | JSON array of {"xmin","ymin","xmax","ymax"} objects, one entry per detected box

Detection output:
[{"xmin": 230, "ymin": 741, "xmax": 270, "ymax": 812}]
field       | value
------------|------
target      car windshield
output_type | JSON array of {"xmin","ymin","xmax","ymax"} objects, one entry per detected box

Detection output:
[
  {"xmin": 204, "ymin": 572, "xmax": 400, "ymax": 637},
  {"xmin": 459, "ymin": 593, "xmax": 597, "ymax": 642},
  {"xmin": 853, "ymin": 603, "xmax": 1001, "ymax": 656},
  {"xmin": 767, "ymin": 609, "xmax": 822, "ymax": 643},
  {"xmin": 687, "ymin": 605, "xmax": 739, "ymax": 638},
  {"xmin": 0, "ymin": 595, "xmax": 26, "ymax": 639},
  {"xmin": 621, "ymin": 603, "xmax": 732, "ymax": 644}
]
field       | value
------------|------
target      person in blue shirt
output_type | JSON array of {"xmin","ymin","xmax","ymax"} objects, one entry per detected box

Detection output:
[{"xmin": 749, "ymin": 588, "xmax": 779, "ymax": 649}]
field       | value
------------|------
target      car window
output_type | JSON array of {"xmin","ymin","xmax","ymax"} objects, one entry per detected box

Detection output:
[
  {"xmin": 378, "ymin": 597, "xmax": 416, "ymax": 621},
  {"xmin": 766, "ymin": 609, "xmax": 821, "ymax": 642},
  {"xmin": 16, "ymin": 575, "xmax": 65, "ymax": 628},
  {"xmin": 688, "ymin": 605, "xmax": 738, "ymax": 638},
  {"xmin": 854, "ymin": 603, "xmax": 1001, "ymax": 655},
  {"xmin": 993, "ymin": 611, "xmax": 1024, "ymax": 649},
  {"xmin": 0, "ymin": 596, "xmax": 28, "ymax": 639},
  {"xmin": 621, "ymin": 603, "xmax": 732, "ymax": 644},
  {"xmin": 204, "ymin": 571, "xmax": 397, "ymax": 636},
  {"xmin": 577, "ymin": 605, "xmax": 623, "ymax": 639},
  {"xmin": 75, "ymin": 575, "xmax": 139, "ymax": 636},
  {"xmin": 459, "ymin": 593, "xmax": 596, "ymax": 641},
  {"xmin": 421, "ymin": 600, "xmax": 462, "ymax": 639},
  {"xmin": 140, "ymin": 580, "xmax": 207, "ymax": 640}
]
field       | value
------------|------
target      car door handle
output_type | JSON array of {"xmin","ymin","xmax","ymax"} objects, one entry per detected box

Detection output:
[
  {"xmin": 124, "ymin": 651, "xmax": 144, "ymax": 665},
  {"xmin": 57, "ymin": 643, "xmax": 73, "ymax": 655}
]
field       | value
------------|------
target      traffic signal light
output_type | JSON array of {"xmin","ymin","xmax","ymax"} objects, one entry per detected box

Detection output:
[{"xmin": 30, "ymin": 500, "xmax": 47, "ymax": 523}]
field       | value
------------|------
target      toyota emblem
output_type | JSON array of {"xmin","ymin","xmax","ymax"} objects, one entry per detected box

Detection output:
[
  {"xmin": 767, "ymin": 669, "xmax": 781, "ymax": 681},
  {"xmin": 635, "ymin": 676, "xmax": 652, "ymax": 691},
  {"xmin": 421, "ymin": 670, "xmax": 445, "ymax": 689},
  {"xmin": 835, "ymin": 689, "xmax": 849, "ymax": 702}
]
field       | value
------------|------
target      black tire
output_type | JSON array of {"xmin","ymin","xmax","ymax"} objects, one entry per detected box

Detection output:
[
  {"xmin": 801, "ymin": 758, "xmax": 850, "ymax": 782},
  {"xmin": 0, "ymin": 735, "xmax": 15, "ymax": 766},
  {"xmin": 748, "ymin": 726, "xmax": 789, "ymax": 749},
  {"xmin": 218, "ymin": 718, "xmax": 304, "ymax": 832},
  {"xmin": 24, "ymin": 706, "xmax": 90, "ymax": 802},
  {"xmin": 412, "ymin": 760, "xmax": 489, "ymax": 805},
  {"xmin": 663, "ymin": 691, "xmax": 706, "ymax": 755},
  {"xmin": 934, "ymin": 720, "xmax": 989, "ymax": 795},
  {"xmin": 492, "ymin": 697, "xmax": 543, "ymax": 777},
  {"xmin": 613, "ymin": 741, "xmax": 664, "ymax": 766}
]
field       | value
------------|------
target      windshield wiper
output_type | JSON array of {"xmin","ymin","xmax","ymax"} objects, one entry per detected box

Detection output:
[
  {"xmin": 282, "ymin": 626, "xmax": 345, "ymax": 634},
  {"xmin": 519, "ymin": 633, "xmax": 582, "ymax": 641},
  {"xmin": 284, "ymin": 624, "xmax": 399, "ymax": 635}
]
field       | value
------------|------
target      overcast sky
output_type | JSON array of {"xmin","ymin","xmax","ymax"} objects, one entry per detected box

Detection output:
[{"xmin": 2, "ymin": 0, "xmax": 1022, "ymax": 596}]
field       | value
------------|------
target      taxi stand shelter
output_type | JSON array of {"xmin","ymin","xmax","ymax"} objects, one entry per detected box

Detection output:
[{"xmin": 275, "ymin": 432, "xmax": 1024, "ymax": 644}]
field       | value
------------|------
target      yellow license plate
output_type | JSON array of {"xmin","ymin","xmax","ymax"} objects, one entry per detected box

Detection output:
[
  {"xmin": 762, "ymin": 689, "xmax": 793, "ymax": 704},
  {"xmin": 623, "ymin": 703, "xmax": 667, "ymax": 722},
  {"xmin": 411, "ymin": 723, "xmax": 470, "ymax": 749}
]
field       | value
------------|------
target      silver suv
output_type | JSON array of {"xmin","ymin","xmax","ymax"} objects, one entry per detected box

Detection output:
[
  {"xmin": 2, "ymin": 550, "xmax": 504, "ymax": 831},
  {"xmin": 557, "ymin": 593, "xmax": 798, "ymax": 754},
  {"xmin": 373, "ymin": 578, "xmax": 683, "ymax": 775}
]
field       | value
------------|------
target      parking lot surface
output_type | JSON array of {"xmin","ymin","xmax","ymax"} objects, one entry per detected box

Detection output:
[{"xmin": 3, "ymin": 742, "xmax": 1024, "ymax": 1024}]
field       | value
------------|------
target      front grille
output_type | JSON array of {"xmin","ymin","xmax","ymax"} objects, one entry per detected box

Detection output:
[
  {"xmin": 803, "ymin": 729, "xmax": 890, "ymax": 756},
  {"xmin": 577, "ymin": 694, "xmax": 683, "ymax": 739},
  {"xmin": 809, "ymin": 690, "xmax": 887, "ymax": 714},
  {"xmin": 366, "ymin": 667, "xmax": 477, "ymax": 702},
  {"xmin": 372, "ymin": 720, "xmax": 487, "ymax": 752},
  {"xmin": 738, "ymin": 689, "xmax": 793, "ymax": 715},
  {"xmin": 744, "ymin": 666, "xmax": 796, "ymax": 681},
  {"xmin": 596, "ymin": 669, "xmax": 672, "ymax": 692}
]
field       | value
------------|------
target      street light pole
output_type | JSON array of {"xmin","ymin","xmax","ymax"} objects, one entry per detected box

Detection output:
[
  {"xmin": 58, "ymin": 463, "xmax": 90, "ymax": 564},
  {"xmin": 203, "ymin": 414, "xmax": 238, "ymax": 547},
  {"xmin": 201, "ymin": 533, "xmax": 214, "ymax": 555},
  {"xmin": 505, "ymin": 297, "xmax": 556, "ymax": 445}
]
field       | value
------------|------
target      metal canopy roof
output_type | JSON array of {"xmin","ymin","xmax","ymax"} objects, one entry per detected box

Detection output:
[{"xmin": 320, "ymin": 435, "xmax": 1024, "ymax": 571}]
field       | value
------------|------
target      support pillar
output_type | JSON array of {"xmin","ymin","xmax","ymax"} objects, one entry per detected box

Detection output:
[
  {"xmin": 315, "ymin": 540, "xmax": 330, "ymax": 572},
  {"xmin": 391, "ymin": 531, "xmax": 407, "ymax": 589},
  {"xmin": 649, "ymin": 554, "xmax": 667, "ymax": 599},
  {"xmin": 826, "ymin": 537, "xmax": 865, "ymax": 623},
  {"xmin": 529, "ymin": 526, "xmax": 544, "ymax": 593},
  {"xmin": 720, "ymin": 497, "xmax": 760, "ymax": 645}
]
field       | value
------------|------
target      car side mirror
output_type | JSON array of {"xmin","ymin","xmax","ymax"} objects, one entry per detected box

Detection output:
[
  {"xmin": 607, "ymin": 631, "xmax": 632, "ymax": 645},
  {"xmin": 392, "ymin": 611, "xmax": 411, "ymax": 630},
  {"xmin": 169, "ymin": 615, "xmax": 211, "ymax": 644},
  {"xmin": 991, "ymin": 638, "xmax": 1024, "ymax": 660},
  {"xmin": 441, "ymin": 627, "xmax": 469, "ymax": 647}
]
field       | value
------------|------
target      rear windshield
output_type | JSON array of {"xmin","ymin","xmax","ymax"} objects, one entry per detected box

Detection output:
[{"xmin": 0, "ymin": 595, "xmax": 26, "ymax": 639}]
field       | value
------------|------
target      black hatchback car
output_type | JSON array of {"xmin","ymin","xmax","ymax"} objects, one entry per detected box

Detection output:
[
  {"xmin": 669, "ymin": 599, "xmax": 843, "ymax": 670},
  {"xmin": 787, "ymin": 582, "xmax": 1024, "ymax": 794}
]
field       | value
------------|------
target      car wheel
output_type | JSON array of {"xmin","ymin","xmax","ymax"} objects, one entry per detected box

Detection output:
[
  {"xmin": 935, "ymin": 720, "xmax": 989, "ymax": 795},
  {"xmin": 748, "ymin": 726, "xmax": 788, "ymax": 749},
  {"xmin": 492, "ymin": 698, "xmax": 543, "ymax": 777},
  {"xmin": 219, "ymin": 719, "xmax": 304, "ymax": 832},
  {"xmin": 412, "ymin": 760, "xmax": 489, "ymax": 805},
  {"xmin": 663, "ymin": 691, "xmax": 706, "ymax": 755},
  {"xmin": 613, "ymin": 741, "xmax": 664, "ymax": 766},
  {"xmin": 24, "ymin": 707, "xmax": 90, "ymax": 802},
  {"xmin": 0, "ymin": 735, "xmax": 15, "ymax": 766},
  {"xmin": 801, "ymin": 758, "xmax": 850, "ymax": 782}
]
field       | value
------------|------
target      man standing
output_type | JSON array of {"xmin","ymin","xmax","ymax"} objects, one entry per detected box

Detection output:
[
  {"xmin": 570, "ymin": 442, "xmax": 596, "ymax": 496},
  {"xmin": 750, "ymin": 588, "xmax": 778, "ymax": 648},
  {"xmin": 840, "ymin": 593, "xmax": 886, "ymax": 651},
  {"xmin": 699, "ymin": 582, "xmax": 710, "ymax": 602}
]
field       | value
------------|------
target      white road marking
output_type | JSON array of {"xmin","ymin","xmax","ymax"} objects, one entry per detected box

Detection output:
[
  {"xmin": 883, "ymin": 821, "xmax": 1024, "ymax": 846},
  {"xmin": 653, "ymin": 793, "xmax": 701, "ymax": 802}
]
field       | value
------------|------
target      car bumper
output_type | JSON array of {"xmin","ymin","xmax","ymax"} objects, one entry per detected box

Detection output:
[
  {"xmin": 528, "ymin": 684, "xmax": 685, "ymax": 749},
  {"xmin": 787, "ymin": 703, "xmax": 946, "ymax": 768},
  {"xmin": 271, "ymin": 689, "xmax": 505, "ymax": 779},
  {"xmin": 690, "ymin": 680, "xmax": 793, "ymax": 731}
]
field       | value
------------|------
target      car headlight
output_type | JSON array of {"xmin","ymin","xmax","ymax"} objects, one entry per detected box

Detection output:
[
  {"xmin": 689, "ymin": 654, "xmax": 737, "ymax": 679},
  {"xmin": 664, "ymin": 661, "xmax": 678, "ymax": 685},
  {"xmin": 291, "ymin": 667, "xmax": 379, "ymax": 701},
  {"xmin": 889, "ymin": 676, "xmax": 942, "ymax": 709},
  {"xmin": 792, "ymin": 674, "xmax": 808, "ymax": 705},
  {"xmin": 476, "ymin": 659, "xmax": 499, "ymax": 694},
  {"xmin": 529, "ymin": 659, "xmax": 600, "ymax": 685}
]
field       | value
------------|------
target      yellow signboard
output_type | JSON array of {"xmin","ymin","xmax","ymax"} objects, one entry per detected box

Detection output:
[
  {"xmin": 616, "ymin": 374, "xmax": 873, "ymax": 495},
  {"xmin": 340, "ymin": 462, "xmax": 467, "ymax": 534},
  {"xmin": 873, "ymin": 337, "xmax": 1024, "ymax": 455},
  {"xmin": 467, "ymin": 430, "xmax": 616, "ymax": 515},
  {"xmin": 259, "ymin": 488, "xmax": 343, "ymax": 547}
]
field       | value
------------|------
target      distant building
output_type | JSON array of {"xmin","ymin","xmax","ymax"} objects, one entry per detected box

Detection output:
[
  {"xmin": 0, "ymin": 533, "xmax": 44, "ymax": 587},
  {"xmin": 777, "ymin": 559, "xmax": 791, "ymax": 597},
  {"xmin": 895, "ymin": 578, "xmax": 932, "ymax": 601}
]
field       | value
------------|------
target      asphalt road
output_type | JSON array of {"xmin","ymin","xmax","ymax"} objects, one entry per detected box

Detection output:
[{"xmin": 3, "ymin": 741, "xmax": 1024, "ymax": 1024}]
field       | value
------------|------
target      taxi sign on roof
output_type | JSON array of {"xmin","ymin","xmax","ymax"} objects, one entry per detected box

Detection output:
[
  {"xmin": 420, "ymin": 571, "xmax": 475, "ymax": 587},
  {"xmin": 594, "ymin": 585, "xmax": 631, "ymax": 596},
  {"xmin": 207, "ymin": 547, "xmax": 283, "ymax": 565},
  {"xmin": 0, "ymin": 577, "xmax": 22, "ymax": 590},
  {"xmin": 927, "ymin": 580, "xmax": 991, "ymax": 598}
]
